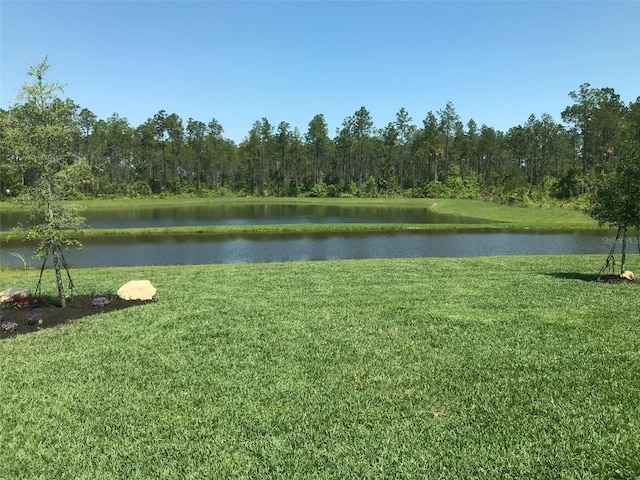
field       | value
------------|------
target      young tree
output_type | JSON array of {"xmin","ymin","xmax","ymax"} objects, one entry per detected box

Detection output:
[
  {"xmin": 589, "ymin": 144, "xmax": 640, "ymax": 277},
  {"xmin": 1, "ymin": 58, "xmax": 85, "ymax": 307}
]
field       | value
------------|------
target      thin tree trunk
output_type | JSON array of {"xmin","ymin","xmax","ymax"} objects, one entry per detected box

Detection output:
[
  {"xmin": 621, "ymin": 227, "xmax": 627, "ymax": 274},
  {"xmin": 52, "ymin": 246, "xmax": 66, "ymax": 308}
]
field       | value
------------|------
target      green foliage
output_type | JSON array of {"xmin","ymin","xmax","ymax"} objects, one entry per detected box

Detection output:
[
  {"xmin": 1, "ymin": 69, "xmax": 636, "ymax": 208},
  {"xmin": 445, "ymin": 164, "xmax": 463, "ymax": 191},
  {"xmin": 562, "ymin": 84, "xmax": 627, "ymax": 172},
  {"xmin": 553, "ymin": 167, "xmax": 582, "ymax": 199},
  {"xmin": 169, "ymin": 177, "xmax": 194, "ymax": 195},
  {"xmin": 588, "ymin": 145, "xmax": 640, "ymax": 230},
  {"xmin": 587, "ymin": 143, "xmax": 640, "ymax": 272},
  {"xmin": 307, "ymin": 182, "xmax": 328, "ymax": 198},
  {"xmin": 325, "ymin": 183, "xmax": 339, "ymax": 198},
  {"xmin": 362, "ymin": 175, "xmax": 378, "ymax": 197},
  {"xmin": 7, "ymin": 252, "xmax": 31, "ymax": 270},
  {"xmin": 423, "ymin": 180, "xmax": 449, "ymax": 198},
  {"xmin": 283, "ymin": 179, "xmax": 298, "ymax": 197},
  {"xmin": 54, "ymin": 157, "xmax": 95, "ymax": 197},
  {"xmin": 2, "ymin": 58, "xmax": 86, "ymax": 306},
  {"xmin": 0, "ymin": 155, "xmax": 21, "ymax": 196},
  {"xmin": 344, "ymin": 181, "xmax": 359, "ymax": 197},
  {"xmin": 461, "ymin": 170, "xmax": 483, "ymax": 199},
  {"xmin": 124, "ymin": 180, "xmax": 152, "ymax": 197}
]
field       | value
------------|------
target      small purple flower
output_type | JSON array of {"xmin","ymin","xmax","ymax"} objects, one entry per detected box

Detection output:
[
  {"xmin": 2, "ymin": 320, "xmax": 18, "ymax": 333},
  {"xmin": 26, "ymin": 312, "xmax": 43, "ymax": 326},
  {"xmin": 92, "ymin": 296, "xmax": 110, "ymax": 307}
]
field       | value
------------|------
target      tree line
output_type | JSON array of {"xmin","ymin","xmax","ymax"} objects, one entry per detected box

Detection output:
[{"xmin": 1, "ymin": 80, "xmax": 638, "ymax": 205}]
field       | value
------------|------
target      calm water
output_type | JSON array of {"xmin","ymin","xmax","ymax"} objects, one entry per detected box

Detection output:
[
  {"xmin": 0, "ymin": 229, "xmax": 616, "ymax": 268},
  {"xmin": 0, "ymin": 203, "xmax": 489, "ymax": 231},
  {"xmin": 0, "ymin": 203, "xmax": 617, "ymax": 267}
]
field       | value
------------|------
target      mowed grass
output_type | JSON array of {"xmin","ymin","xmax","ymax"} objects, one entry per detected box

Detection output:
[
  {"xmin": 1, "ymin": 255, "xmax": 639, "ymax": 478},
  {"xmin": 426, "ymin": 198, "xmax": 595, "ymax": 228}
]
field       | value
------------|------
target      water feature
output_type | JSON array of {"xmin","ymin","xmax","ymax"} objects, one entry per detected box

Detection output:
[
  {"xmin": 0, "ymin": 203, "xmax": 488, "ymax": 231},
  {"xmin": 0, "ymin": 229, "xmax": 616, "ymax": 268},
  {"xmin": 0, "ymin": 203, "xmax": 616, "ymax": 268}
]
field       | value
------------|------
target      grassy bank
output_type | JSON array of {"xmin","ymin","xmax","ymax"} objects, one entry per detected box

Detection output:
[
  {"xmin": 67, "ymin": 196, "xmax": 597, "ymax": 227},
  {"xmin": 426, "ymin": 198, "xmax": 595, "ymax": 227},
  {"xmin": 1, "ymin": 255, "xmax": 639, "ymax": 478}
]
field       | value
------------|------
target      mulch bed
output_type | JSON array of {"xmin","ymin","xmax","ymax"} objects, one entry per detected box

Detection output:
[
  {"xmin": 1, "ymin": 295, "xmax": 152, "ymax": 340},
  {"xmin": 597, "ymin": 275, "xmax": 640, "ymax": 284}
]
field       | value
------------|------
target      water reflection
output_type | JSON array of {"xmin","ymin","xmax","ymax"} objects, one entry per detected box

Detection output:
[
  {"xmin": 0, "ymin": 230, "xmax": 611, "ymax": 268},
  {"xmin": 0, "ymin": 203, "xmax": 489, "ymax": 231}
]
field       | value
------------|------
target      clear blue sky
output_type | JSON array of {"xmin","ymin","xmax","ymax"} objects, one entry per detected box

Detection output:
[{"xmin": 2, "ymin": 1, "xmax": 638, "ymax": 144}]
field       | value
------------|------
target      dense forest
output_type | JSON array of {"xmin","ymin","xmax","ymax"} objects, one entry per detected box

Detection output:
[{"xmin": 1, "ymin": 82, "xmax": 638, "ymax": 206}]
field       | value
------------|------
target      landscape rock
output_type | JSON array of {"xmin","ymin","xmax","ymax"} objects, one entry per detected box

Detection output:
[
  {"xmin": 0, "ymin": 287, "xmax": 32, "ymax": 303},
  {"xmin": 620, "ymin": 270, "xmax": 635, "ymax": 280},
  {"xmin": 117, "ymin": 280, "xmax": 157, "ymax": 301}
]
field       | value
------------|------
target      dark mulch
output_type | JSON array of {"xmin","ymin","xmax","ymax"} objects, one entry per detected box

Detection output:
[
  {"xmin": 597, "ymin": 274, "xmax": 640, "ymax": 284},
  {"xmin": 1, "ymin": 295, "xmax": 152, "ymax": 340}
]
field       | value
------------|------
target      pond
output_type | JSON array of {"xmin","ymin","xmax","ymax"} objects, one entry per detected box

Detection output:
[
  {"xmin": 0, "ymin": 203, "xmax": 490, "ymax": 231},
  {"xmin": 0, "ymin": 203, "xmax": 618, "ymax": 268},
  {"xmin": 0, "ymin": 229, "xmax": 618, "ymax": 268}
]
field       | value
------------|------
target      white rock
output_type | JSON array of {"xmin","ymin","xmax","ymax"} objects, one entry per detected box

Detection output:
[
  {"xmin": 117, "ymin": 280, "xmax": 157, "ymax": 301},
  {"xmin": 620, "ymin": 270, "xmax": 635, "ymax": 280},
  {"xmin": 0, "ymin": 287, "xmax": 32, "ymax": 303}
]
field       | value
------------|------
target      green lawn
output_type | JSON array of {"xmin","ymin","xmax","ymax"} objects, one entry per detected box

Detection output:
[
  {"xmin": 1, "ymin": 255, "xmax": 639, "ymax": 478},
  {"xmin": 426, "ymin": 198, "xmax": 595, "ymax": 228}
]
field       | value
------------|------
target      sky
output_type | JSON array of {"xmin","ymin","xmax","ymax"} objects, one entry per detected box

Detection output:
[{"xmin": 1, "ymin": 1, "xmax": 639, "ymax": 144}]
